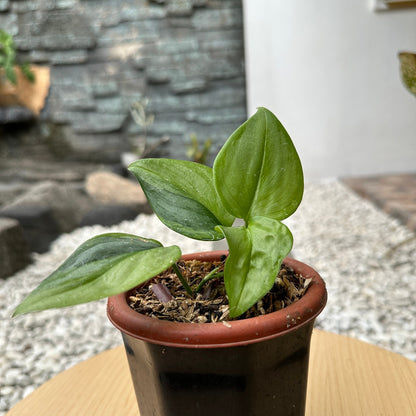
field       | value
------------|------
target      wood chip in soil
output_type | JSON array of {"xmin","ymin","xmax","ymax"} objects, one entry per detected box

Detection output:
[{"xmin": 128, "ymin": 259, "xmax": 311, "ymax": 323}]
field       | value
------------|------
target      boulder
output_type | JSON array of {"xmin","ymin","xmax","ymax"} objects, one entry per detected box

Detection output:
[
  {"xmin": 0, "ymin": 204, "xmax": 61, "ymax": 253},
  {"xmin": 0, "ymin": 181, "xmax": 95, "ymax": 233},
  {"xmin": 85, "ymin": 170, "xmax": 152, "ymax": 213},
  {"xmin": 0, "ymin": 181, "xmax": 95, "ymax": 252},
  {"xmin": 80, "ymin": 204, "xmax": 139, "ymax": 227},
  {"xmin": 0, "ymin": 217, "xmax": 31, "ymax": 278},
  {"xmin": 0, "ymin": 106, "xmax": 35, "ymax": 124}
]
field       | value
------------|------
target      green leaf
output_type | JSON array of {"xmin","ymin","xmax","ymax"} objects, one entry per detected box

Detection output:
[
  {"xmin": 218, "ymin": 217, "xmax": 293, "ymax": 318},
  {"xmin": 5, "ymin": 64, "xmax": 17, "ymax": 85},
  {"xmin": 129, "ymin": 159, "xmax": 234, "ymax": 241},
  {"xmin": 13, "ymin": 233, "xmax": 181, "ymax": 316},
  {"xmin": 20, "ymin": 62, "xmax": 35, "ymax": 83},
  {"xmin": 213, "ymin": 107, "xmax": 303, "ymax": 222}
]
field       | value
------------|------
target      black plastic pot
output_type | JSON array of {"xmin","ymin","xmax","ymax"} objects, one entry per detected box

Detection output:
[{"xmin": 107, "ymin": 251, "xmax": 327, "ymax": 416}]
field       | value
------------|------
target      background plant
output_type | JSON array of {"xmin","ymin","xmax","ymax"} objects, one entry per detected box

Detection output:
[
  {"xmin": 186, "ymin": 133, "xmax": 212, "ymax": 165},
  {"xmin": 399, "ymin": 52, "xmax": 416, "ymax": 98},
  {"xmin": 0, "ymin": 29, "xmax": 34, "ymax": 85},
  {"xmin": 128, "ymin": 97, "xmax": 169, "ymax": 158},
  {"xmin": 14, "ymin": 108, "xmax": 303, "ymax": 319}
]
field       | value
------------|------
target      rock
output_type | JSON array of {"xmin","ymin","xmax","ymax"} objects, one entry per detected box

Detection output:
[
  {"xmin": 0, "ymin": 217, "xmax": 31, "ymax": 278},
  {"xmin": 1, "ymin": 181, "xmax": 94, "ymax": 233},
  {"xmin": 68, "ymin": 112, "xmax": 127, "ymax": 134},
  {"xmin": 80, "ymin": 204, "xmax": 139, "ymax": 227},
  {"xmin": 171, "ymin": 77, "xmax": 207, "ymax": 94},
  {"xmin": 0, "ymin": 181, "xmax": 95, "ymax": 252},
  {"xmin": 0, "ymin": 204, "xmax": 60, "ymax": 253},
  {"xmin": 0, "ymin": 106, "xmax": 35, "ymax": 124},
  {"xmin": 30, "ymin": 10, "xmax": 97, "ymax": 51},
  {"xmin": 85, "ymin": 170, "xmax": 151, "ymax": 213},
  {"xmin": 166, "ymin": 0, "xmax": 193, "ymax": 17},
  {"xmin": 0, "ymin": 182, "xmax": 30, "ymax": 208}
]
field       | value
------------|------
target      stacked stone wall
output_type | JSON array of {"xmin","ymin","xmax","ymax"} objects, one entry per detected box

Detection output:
[{"xmin": 0, "ymin": 0, "xmax": 246, "ymax": 163}]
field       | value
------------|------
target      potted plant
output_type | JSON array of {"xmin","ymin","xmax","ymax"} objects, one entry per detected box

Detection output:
[
  {"xmin": 0, "ymin": 29, "xmax": 35, "ymax": 86},
  {"xmin": 0, "ymin": 29, "xmax": 50, "ymax": 115},
  {"xmin": 14, "ymin": 107, "xmax": 327, "ymax": 416},
  {"xmin": 399, "ymin": 51, "xmax": 416, "ymax": 98}
]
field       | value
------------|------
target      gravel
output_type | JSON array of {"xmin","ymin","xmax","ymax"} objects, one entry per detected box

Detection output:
[
  {"xmin": 1, "ymin": 181, "xmax": 415, "ymax": 414},
  {"xmin": 285, "ymin": 181, "xmax": 416, "ymax": 361}
]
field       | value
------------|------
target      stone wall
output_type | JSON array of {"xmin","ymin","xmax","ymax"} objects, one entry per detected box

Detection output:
[{"xmin": 0, "ymin": 0, "xmax": 246, "ymax": 163}]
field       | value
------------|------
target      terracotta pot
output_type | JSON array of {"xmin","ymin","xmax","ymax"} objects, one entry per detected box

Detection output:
[
  {"xmin": 107, "ymin": 251, "xmax": 327, "ymax": 416},
  {"xmin": 0, "ymin": 65, "xmax": 50, "ymax": 115}
]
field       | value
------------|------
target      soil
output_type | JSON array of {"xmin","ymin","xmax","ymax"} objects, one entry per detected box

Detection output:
[{"xmin": 128, "ymin": 257, "xmax": 311, "ymax": 323}]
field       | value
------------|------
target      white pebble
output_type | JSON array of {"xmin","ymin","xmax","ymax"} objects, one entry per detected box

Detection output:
[{"xmin": 1, "ymin": 183, "xmax": 416, "ymax": 416}]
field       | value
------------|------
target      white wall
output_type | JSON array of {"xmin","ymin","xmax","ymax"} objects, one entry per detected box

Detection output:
[{"xmin": 243, "ymin": 0, "xmax": 416, "ymax": 180}]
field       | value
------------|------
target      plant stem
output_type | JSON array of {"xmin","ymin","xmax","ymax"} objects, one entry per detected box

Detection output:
[
  {"xmin": 195, "ymin": 266, "xmax": 224, "ymax": 293},
  {"xmin": 172, "ymin": 263, "xmax": 194, "ymax": 296},
  {"xmin": 151, "ymin": 283, "xmax": 173, "ymax": 303}
]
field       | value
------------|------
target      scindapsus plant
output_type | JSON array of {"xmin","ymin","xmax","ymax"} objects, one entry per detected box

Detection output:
[
  {"xmin": 13, "ymin": 107, "xmax": 327, "ymax": 416},
  {"xmin": 14, "ymin": 107, "xmax": 303, "ymax": 319}
]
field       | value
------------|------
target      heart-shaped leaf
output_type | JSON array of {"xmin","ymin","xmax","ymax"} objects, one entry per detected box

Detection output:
[
  {"xmin": 13, "ymin": 233, "xmax": 181, "ymax": 316},
  {"xmin": 213, "ymin": 107, "xmax": 303, "ymax": 222},
  {"xmin": 129, "ymin": 159, "xmax": 234, "ymax": 241},
  {"xmin": 218, "ymin": 216, "xmax": 293, "ymax": 318}
]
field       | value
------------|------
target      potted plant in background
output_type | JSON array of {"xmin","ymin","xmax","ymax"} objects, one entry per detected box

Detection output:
[
  {"xmin": 14, "ymin": 107, "xmax": 327, "ymax": 416},
  {"xmin": 0, "ymin": 29, "xmax": 35, "ymax": 85},
  {"xmin": 399, "ymin": 51, "xmax": 416, "ymax": 98},
  {"xmin": 0, "ymin": 29, "xmax": 50, "ymax": 116},
  {"xmin": 121, "ymin": 97, "xmax": 170, "ymax": 168}
]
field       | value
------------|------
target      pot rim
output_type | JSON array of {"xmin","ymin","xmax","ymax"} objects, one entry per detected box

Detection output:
[{"xmin": 107, "ymin": 250, "xmax": 327, "ymax": 348}]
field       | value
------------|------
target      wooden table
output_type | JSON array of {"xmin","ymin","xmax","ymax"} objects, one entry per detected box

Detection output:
[{"xmin": 6, "ymin": 330, "xmax": 416, "ymax": 415}]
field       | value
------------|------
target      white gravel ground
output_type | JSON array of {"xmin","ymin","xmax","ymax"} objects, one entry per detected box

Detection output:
[{"xmin": 1, "ymin": 180, "xmax": 415, "ymax": 414}]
